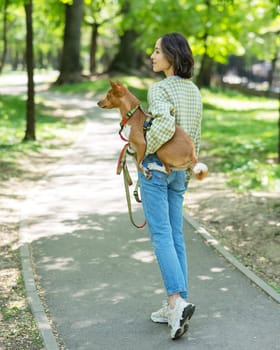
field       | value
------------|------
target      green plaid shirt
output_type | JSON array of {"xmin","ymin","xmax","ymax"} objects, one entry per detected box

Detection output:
[{"xmin": 146, "ymin": 76, "xmax": 202, "ymax": 157}]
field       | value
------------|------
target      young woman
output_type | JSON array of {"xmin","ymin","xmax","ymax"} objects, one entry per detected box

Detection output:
[{"xmin": 138, "ymin": 33, "xmax": 202, "ymax": 340}]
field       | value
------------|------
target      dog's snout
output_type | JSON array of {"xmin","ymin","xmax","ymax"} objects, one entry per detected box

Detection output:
[{"xmin": 97, "ymin": 100, "xmax": 105, "ymax": 108}]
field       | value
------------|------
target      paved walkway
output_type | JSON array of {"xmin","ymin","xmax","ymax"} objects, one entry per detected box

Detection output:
[{"xmin": 19, "ymin": 92, "xmax": 280, "ymax": 350}]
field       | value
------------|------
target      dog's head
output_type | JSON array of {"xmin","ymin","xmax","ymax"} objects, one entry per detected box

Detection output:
[{"xmin": 97, "ymin": 80, "xmax": 127, "ymax": 109}]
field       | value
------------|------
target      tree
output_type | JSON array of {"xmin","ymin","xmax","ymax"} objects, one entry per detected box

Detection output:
[
  {"xmin": 109, "ymin": 29, "xmax": 143, "ymax": 73},
  {"xmin": 56, "ymin": 0, "xmax": 84, "ymax": 84},
  {"xmin": 23, "ymin": 0, "xmax": 35, "ymax": 141},
  {"xmin": 84, "ymin": 0, "xmax": 118, "ymax": 74},
  {"xmin": 108, "ymin": 0, "xmax": 144, "ymax": 73},
  {"xmin": 110, "ymin": 0, "xmax": 278, "ymax": 86},
  {"xmin": 195, "ymin": 0, "xmax": 213, "ymax": 87},
  {"xmin": 32, "ymin": 1, "xmax": 65, "ymax": 70},
  {"xmin": 88, "ymin": 21, "xmax": 99, "ymax": 74},
  {"xmin": 278, "ymin": 94, "xmax": 280, "ymax": 164},
  {"xmin": 0, "ymin": 0, "xmax": 9, "ymax": 73},
  {"xmin": 0, "ymin": 3, "xmax": 27, "ymax": 71}
]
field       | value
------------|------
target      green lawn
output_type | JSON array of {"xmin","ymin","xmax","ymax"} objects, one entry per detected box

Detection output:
[
  {"xmin": 0, "ymin": 94, "xmax": 84, "ymax": 181},
  {"xmin": 201, "ymin": 87, "xmax": 279, "ymax": 192}
]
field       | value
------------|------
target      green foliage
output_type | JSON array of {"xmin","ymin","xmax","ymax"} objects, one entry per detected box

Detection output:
[
  {"xmin": 1, "ymin": 0, "xmax": 278, "ymax": 74},
  {"xmin": 114, "ymin": 0, "xmax": 279, "ymax": 64},
  {"xmin": 239, "ymin": 1, "xmax": 280, "ymax": 61},
  {"xmin": 0, "ymin": 0, "xmax": 66, "ymax": 70},
  {"xmin": 1, "ymin": 5, "xmax": 25, "ymax": 57}
]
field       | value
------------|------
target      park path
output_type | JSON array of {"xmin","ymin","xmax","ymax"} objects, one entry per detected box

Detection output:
[{"xmin": 16, "ymin": 89, "xmax": 280, "ymax": 350}]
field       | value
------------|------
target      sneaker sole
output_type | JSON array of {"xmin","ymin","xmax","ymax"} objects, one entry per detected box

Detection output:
[
  {"xmin": 150, "ymin": 316, "xmax": 168, "ymax": 324},
  {"xmin": 172, "ymin": 304, "xmax": 196, "ymax": 340}
]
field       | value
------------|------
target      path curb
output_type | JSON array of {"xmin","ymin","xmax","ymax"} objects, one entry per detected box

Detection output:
[
  {"xmin": 20, "ymin": 243, "xmax": 60, "ymax": 350},
  {"xmin": 183, "ymin": 211, "xmax": 280, "ymax": 304}
]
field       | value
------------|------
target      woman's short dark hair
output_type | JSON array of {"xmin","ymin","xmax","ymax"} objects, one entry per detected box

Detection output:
[{"xmin": 160, "ymin": 33, "xmax": 194, "ymax": 79}]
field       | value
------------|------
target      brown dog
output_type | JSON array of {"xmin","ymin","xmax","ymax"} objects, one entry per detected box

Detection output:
[{"xmin": 98, "ymin": 80, "xmax": 208, "ymax": 180}]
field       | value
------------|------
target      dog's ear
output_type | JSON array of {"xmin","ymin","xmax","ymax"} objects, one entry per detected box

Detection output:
[
  {"xmin": 110, "ymin": 80, "xmax": 124, "ymax": 96},
  {"xmin": 109, "ymin": 80, "xmax": 116, "ymax": 88}
]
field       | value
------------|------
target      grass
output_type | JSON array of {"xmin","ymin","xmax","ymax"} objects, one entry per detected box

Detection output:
[
  {"xmin": 0, "ymin": 94, "xmax": 84, "ymax": 181},
  {"xmin": 0, "ymin": 275, "xmax": 44, "ymax": 349},
  {"xmin": 51, "ymin": 75, "xmax": 279, "ymax": 193},
  {"xmin": 201, "ymin": 87, "xmax": 279, "ymax": 192},
  {"xmin": 0, "ymin": 95, "xmax": 82, "ymax": 147},
  {"xmin": 268, "ymin": 281, "xmax": 280, "ymax": 294}
]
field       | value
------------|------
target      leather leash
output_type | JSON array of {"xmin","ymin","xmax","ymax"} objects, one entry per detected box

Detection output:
[{"xmin": 116, "ymin": 143, "xmax": 146, "ymax": 229}]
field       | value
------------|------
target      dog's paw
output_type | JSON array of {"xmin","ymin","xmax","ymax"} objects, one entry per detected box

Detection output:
[
  {"xmin": 143, "ymin": 168, "xmax": 152, "ymax": 179},
  {"xmin": 127, "ymin": 145, "xmax": 136, "ymax": 156}
]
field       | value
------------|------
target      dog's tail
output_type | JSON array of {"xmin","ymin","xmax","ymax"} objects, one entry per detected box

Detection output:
[{"xmin": 193, "ymin": 162, "xmax": 208, "ymax": 180}]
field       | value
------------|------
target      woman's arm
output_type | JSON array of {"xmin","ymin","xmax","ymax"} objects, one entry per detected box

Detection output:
[{"xmin": 145, "ymin": 83, "xmax": 176, "ymax": 155}]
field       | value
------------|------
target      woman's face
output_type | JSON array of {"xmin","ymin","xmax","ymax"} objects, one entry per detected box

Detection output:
[{"xmin": 150, "ymin": 38, "xmax": 174, "ymax": 77}]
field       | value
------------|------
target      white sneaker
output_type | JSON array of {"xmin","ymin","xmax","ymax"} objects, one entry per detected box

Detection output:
[
  {"xmin": 151, "ymin": 301, "xmax": 168, "ymax": 323},
  {"xmin": 168, "ymin": 297, "xmax": 195, "ymax": 340}
]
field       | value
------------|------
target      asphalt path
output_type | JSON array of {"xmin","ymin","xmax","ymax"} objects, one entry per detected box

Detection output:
[{"xmin": 13, "ymin": 89, "xmax": 280, "ymax": 349}]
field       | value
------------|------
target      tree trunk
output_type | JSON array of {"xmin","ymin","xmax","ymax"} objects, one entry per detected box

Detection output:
[
  {"xmin": 23, "ymin": 0, "xmax": 36, "ymax": 141},
  {"xmin": 109, "ymin": 29, "xmax": 143, "ymax": 73},
  {"xmin": 278, "ymin": 94, "xmax": 280, "ymax": 164},
  {"xmin": 267, "ymin": 54, "xmax": 277, "ymax": 92},
  {"xmin": 55, "ymin": 0, "xmax": 84, "ymax": 85},
  {"xmin": 108, "ymin": 0, "xmax": 143, "ymax": 73},
  {"xmin": 89, "ymin": 22, "xmax": 99, "ymax": 75},
  {"xmin": 196, "ymin": 0, "xmax": 214, "ymax": 88},
  {"xmin": 0, "ymin": 0, "xmax": 9, "ymax": 74},
  {"xmin": 196, "ymin": 53, "xmax": 215, "ymax": 88}
]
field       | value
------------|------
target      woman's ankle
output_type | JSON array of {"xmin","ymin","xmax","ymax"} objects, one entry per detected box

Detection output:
[{"xmin": 168, "ymin": 293, "xmax": 181, "ymax": 309}]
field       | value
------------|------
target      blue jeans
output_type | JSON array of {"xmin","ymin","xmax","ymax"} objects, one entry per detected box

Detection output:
[{"xmin": 139, "ymin": 154, "xmax": 188, "ymax": 299}]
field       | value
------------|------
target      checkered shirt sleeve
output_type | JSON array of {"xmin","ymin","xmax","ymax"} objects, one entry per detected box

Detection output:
[{"xmin": 145, "ymin": 83, "xmax": 176, "ymax": 155}]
